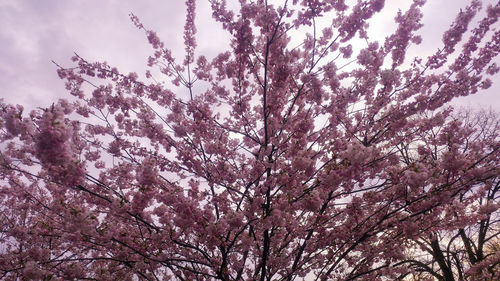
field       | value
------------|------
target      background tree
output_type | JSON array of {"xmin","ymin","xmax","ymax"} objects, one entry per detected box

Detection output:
[
  {"xmin": 1, "ymin": 0, "xmax": 500, "ymax": 280},
  {"xmin": 395, "ymin": 109, "xmax": 500, "ymax": 281}
]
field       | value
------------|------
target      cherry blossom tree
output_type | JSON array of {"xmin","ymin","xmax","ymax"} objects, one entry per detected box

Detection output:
[{"xmin": 1, "ymin": 0, "xmax": 500, "ymax": 280}]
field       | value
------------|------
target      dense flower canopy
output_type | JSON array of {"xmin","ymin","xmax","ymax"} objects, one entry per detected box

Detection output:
[{"xmin": 1, "ymin": 0, "xmax": 500, "ymax": 280}]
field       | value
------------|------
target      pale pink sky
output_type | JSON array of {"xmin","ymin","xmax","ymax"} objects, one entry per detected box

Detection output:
[
  {"xmin": 0, "ymin": 0, "xmax": 230, "ymax": 108},
  {"xmin": 0, "ymin": 0, "xmax": 498, "ymax": 111}
]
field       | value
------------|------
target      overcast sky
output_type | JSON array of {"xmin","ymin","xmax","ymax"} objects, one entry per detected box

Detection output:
[{"xmin": 0, "ymin": 0, "xmax": 498, "ymax": 112}]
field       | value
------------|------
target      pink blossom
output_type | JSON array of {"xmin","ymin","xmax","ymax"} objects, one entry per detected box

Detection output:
[{"xmin": 1, "ymin": 1, "xmax": 500, "ymax": 280}]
